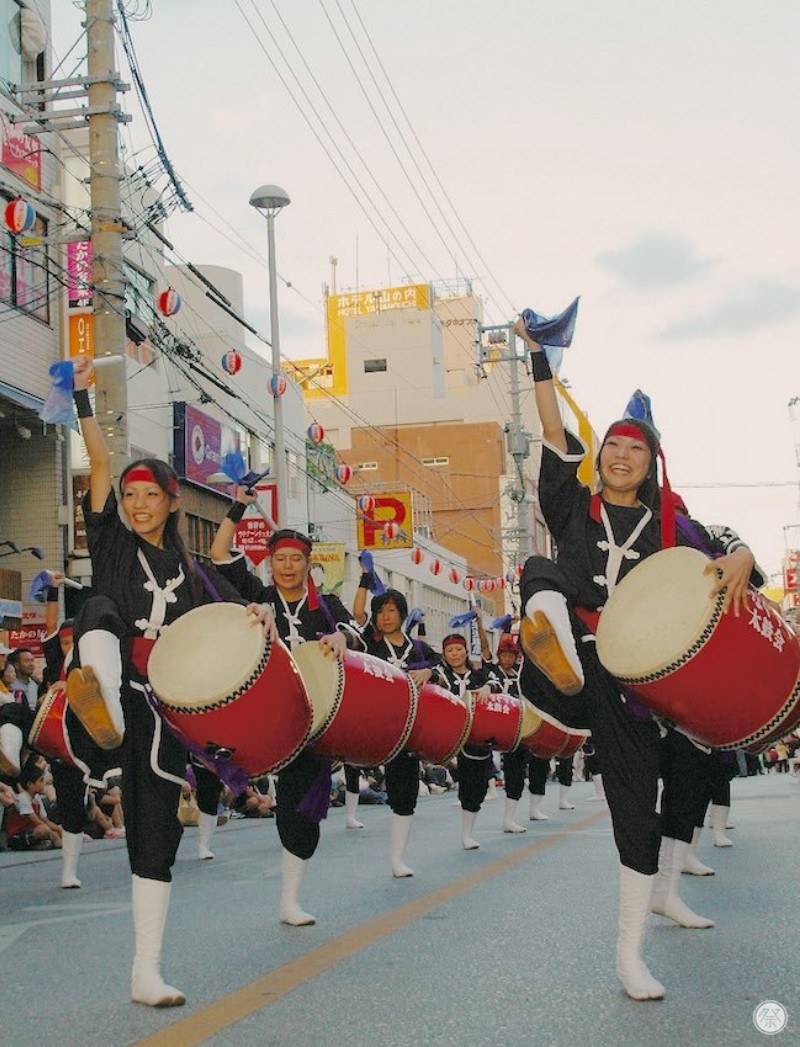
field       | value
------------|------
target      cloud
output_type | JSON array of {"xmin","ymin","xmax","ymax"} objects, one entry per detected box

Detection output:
[
  {"xmin": 595, "ymin": 231, "xmax": 716, "ymax": 290},
  {"xmin": 657, "ymin": 280, "xmax": 800, "ymax": 340}
]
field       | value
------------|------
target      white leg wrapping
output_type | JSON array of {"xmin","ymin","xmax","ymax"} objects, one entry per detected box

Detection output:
[
  {"xmin": 586, "ymin": 773, "xmax": 606, "ymax": 802},
  {"xmin": 61, "ymin": 830, "xmax": 83, "ymax": 889},
  {"xmin": 197, "ymin": 811, "xmax": 217, "ymax": 860},
  {"xmin": 710, "ymin": 805, "xmax": 733, "ymax": 847},
  {"xmin": 502, "ymin": 797, "xmax": 526, "ymax": 833},
  {"xmin": 461, "ymin": 809, "xmax": 480, "ymax": 849},
  {"xmin": 344, "ymin": 790, "xmax": 364, "ymax": 829},
  {"xmin": 528, "ymin": 793, "xmax": 549, "ymax": 821},
  {"xmin": 0, "ymin": 722, "xmax": 23, "ymax": 777},
  {"xmin": 486, "ymin": 778, "xmax": 498, "ymax": 800},
  {"xmin": 77, "ymin": 629, "xmax": 125, "ymax": 738},
  {"xmin": 390, "ymin": 813, "xmax": 414, "ymax": 877},
  {"xmin": 617, "ymin": 865, "xmax": 665, "ymax": 1000},
  {"xmin": 559, "ymin": 784, "xmax": 575, "ymax": 810},
  {"xmin": 131, "ymin": 875, "xmax": 185, "ymax": 1007},
  {"xmin": 682, "ymin": 827, "xmax": 714, "ymax": 876},
  {"xmin": 651, "ymin": 838, "xmax": 714, "ymax": 928},
  {"xmin": 524, "ymin": 590, "xmax": 585, "ymax": 692},
  {"xmin": 279, "ymin": 849, "xmax": 316, "ymax": 926}
]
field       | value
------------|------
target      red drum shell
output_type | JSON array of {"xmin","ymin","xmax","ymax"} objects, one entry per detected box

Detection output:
[
  {"xmin": 148, "ymin": 604, "xmax": 312, "ymax": 777},
  {"xmin": 596, "ymin": 547, "xmax": 800, "ymax": 749},
  {"xmin": 405, "ymin": 682, "xmax": 471, "ymax": 763},
  {"xmin": 466, "ymin": 690, "xmax": 526, "ymax": 752},
  {"xmin": 293, "ymin": 645, "xmax": 417, "ymax": 766},
  {"xmin": 28, "ymin": 683, "xmax": 80, "ymax": 769},
  {"xmin": 520, "ymin": 705, "xmax": 590, "ymax": 759}
]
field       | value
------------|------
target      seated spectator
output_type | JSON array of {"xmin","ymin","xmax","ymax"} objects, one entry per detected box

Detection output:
[
  {"xmin": 95, "ymin": 775, "xmax": 125, "ymax": 833},
  {"xmin": 421, "ymin": 762, "xmax": 452, "ymax": 793},
  {"xmin": 358, "ymin": 767, "xmax": 388, "ymax": 804},
  {"xmin": 5, "ymin": 759, "xmax": 63, "ymax": 850},
  {"xmin": 230, "ymin": 784, "xmax": 274, "ymax": 818}
]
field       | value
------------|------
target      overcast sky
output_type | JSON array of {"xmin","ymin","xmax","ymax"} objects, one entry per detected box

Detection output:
[{"xmin": 50, "ymin": 1, "xmax": 800, "ymax": 583}]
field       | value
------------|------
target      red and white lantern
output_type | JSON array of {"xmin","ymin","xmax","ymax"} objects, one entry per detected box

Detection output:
[
  {"xmin": 307, "ymin": 422, "xmax": 325, "ymax": 444},
  {"xmin": 334, "ymin": 464, "xmax": 353, "ymax": 484},
  {"xmin": 506, "ymin": 569, "xmax": 516, "ymax": 585},
  {"xmin": 382, "ymin": 521, "xmax": 400, "ymax": 541},
  {"xmin": 448, "ymin": 567, "xmax": 461, "ymax": 584},
  {"xmin": 358, "ymin": 495, "xmax": 376, "ymax": 514},
  {"xmin": 463, "ymin": 577, "xmax": 476, "ymax": 592},
  {"xmin": 268, "ymin": 373, "xmax": 287, "ymax": 397},
  {"xmin": 157, "ymin": 287, "xmax": 182, "ymax": 317},
  {"xmin": 429, "ymin": 558, "xmax": 442, "ymax": 576},
  {"xmin": 4, "ymin": 198, "xmax": 36, "ymax": 234},
  {"xmin": 410, "ymin": 547, "xmax": 424, "ymax": 565},
  {"xmin": 221, "ymin": 349, "xmax": 242, "ymax": 375}
]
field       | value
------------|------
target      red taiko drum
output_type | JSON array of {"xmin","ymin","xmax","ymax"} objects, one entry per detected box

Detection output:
[
  {"xmin": 293, "ymin": 644, "xmax": 417, "ymax": 766},
  {"xmin": 466, "ymin": 690, "xmax": 539, "ymax": 753},
  {"xmin": 405, "ymin": 682, "xmax": 471, "ymax": 763},
  {"xmin": 28, "ymin": 683, "xmax": 82, "ymax": 770},
  {"xmin": 148, "ymin": 604, "xmax": 312, "ymax": 777},
  {"xmin": 519, "ymin": 703, "xmax": 590, "ymax": 759},
  {"xmin": 596, "ymin": 547, "xmax": 800, "ymax": 749}
]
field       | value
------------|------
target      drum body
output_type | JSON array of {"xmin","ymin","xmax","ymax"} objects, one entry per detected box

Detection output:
[
  {"xmin": 466, "ymin": 690, "xmax": 536, "ymax": 753},
  {"xmin": 29, "ymin": 683, "xmax": 80, "ymax": 769},
  {"xmin": 520, "ymin": 703, "xmax": 590, "ymax": 759},
  {"xmin": 293, "ymin": 644, "xmax": 417, "ymax": 766},
  {"xmin": 406, "ymin": 682, "xmax": 471, "ymax": 763},
  {"xmin": 596, "ymin": 547, "xmax": 800, "ymax": 749},
  {"xmin": 148, "ymin": 604, "xmax": 312, "ymax": 777}
]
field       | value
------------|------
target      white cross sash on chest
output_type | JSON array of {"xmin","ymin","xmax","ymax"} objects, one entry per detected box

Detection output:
[
  {"xmin": 592, "ymin": 503, "xmax": 651, "ymax": 595},
  {"xmin": 278, "ymin": 592, "xmax": 307, "ymax": 650},
  {"xmin": 134, "ymin": 549, "xmax": 184, "ymax": 639}
]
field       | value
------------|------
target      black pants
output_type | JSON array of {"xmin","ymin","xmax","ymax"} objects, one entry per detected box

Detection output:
[
  {"xmin": 344, "ymin": 763, "xmax": 360, "ymax": 795},
  {"xmin": 502, "ymin": 748, "xmax": 528, "ymax": 800},
  {"xmin": 660, "ymin": 729, "xmax": 713, "ymax": 844},
  {"xmin": 556, "ymin": 756, "xmax": 573, "ymax": 787},
  {"xmin": 50, "ymin": 761, "xmax": 88, "ymax": 835},
  {"xmin": 384, "ymin": 752, "xmax": 420, "ymax": 816},
  {"xmin": 194, "ymin": 762, "xmax": 224, "ymax": 818},
  {"xmin": 275, "ymin": 750, "xmax": 326, "ymax": 861},
  {"xmin": 457, "ymin": 749, "xmax": 493, "ymax": 812}
]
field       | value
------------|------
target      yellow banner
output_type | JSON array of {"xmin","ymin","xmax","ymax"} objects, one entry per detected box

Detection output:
[{"xmin": 310, "ymin": 542, "xmax": 346, "ymax": 595}]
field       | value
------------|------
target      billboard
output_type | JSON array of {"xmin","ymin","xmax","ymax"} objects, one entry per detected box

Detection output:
[
  {"xmin": 357, "ymin": 491, "xmax": 414, "ymax": 550},
  {"xmin": 173, "ymin": 402, "xmax": 242, "ymax": 492}
]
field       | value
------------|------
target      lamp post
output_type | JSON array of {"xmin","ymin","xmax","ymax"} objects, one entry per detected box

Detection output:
[{"xmin": 249, "ymin": 184, "xmax": 291, "ymax": 528}]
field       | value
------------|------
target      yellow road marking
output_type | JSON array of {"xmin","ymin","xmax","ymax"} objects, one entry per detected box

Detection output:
[{"xmin": 137, "ymin": 808, "xmax": 609, "ymax": 1046}]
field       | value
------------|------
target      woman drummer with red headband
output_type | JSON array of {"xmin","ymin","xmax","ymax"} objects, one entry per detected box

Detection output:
[
  {"xmin": 67, "ymin": 356, "xmax": 273, "ymax": 1008},
  {"xmin": 513, "ymin": 318, "xmax": 760, "ymax": 1002},
  {"xmin": 211, "ymin": 497, "xmax": 363, "ymax": 926}
]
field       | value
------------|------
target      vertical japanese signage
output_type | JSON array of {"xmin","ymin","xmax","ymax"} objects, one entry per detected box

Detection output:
[{"xmin": 233, "ymin": 484, "xmax": 278, "ymax": 567}]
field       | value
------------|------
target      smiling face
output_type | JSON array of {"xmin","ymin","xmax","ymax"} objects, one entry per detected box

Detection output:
[
  {"xmin": 270, "ymin": 548, "xmax": 308, "ymax": 599},
  {"xmin": 599, "ymin": 433, "xmax": 652, "ymax": 505},
  {"xmin": 121, "ymin": 481, "xmax": 177, "ymax": 546}
]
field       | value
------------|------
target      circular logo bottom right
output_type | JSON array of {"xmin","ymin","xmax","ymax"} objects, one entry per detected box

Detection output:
[{"xmin": 753, "ymin": 1001, "xmax": 789, "ymax": 1036}]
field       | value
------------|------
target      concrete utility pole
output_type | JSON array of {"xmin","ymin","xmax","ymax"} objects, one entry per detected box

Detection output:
[
  {"xmin": 87, "ymin": 0, "xmax": 129, "ymax": 481},
  {"xmin": 478, "ymin": 323, "xmax": 534, "ymax": 560}
]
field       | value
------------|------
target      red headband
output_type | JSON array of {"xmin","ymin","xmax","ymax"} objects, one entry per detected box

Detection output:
[
  {"xmin": 122, "ymin": 467, "xmax": 179, "ymax": 497},
  {"xmin": 443, "ymin": 635, "xmax": 468, "ymax": 650},
  {"xmin": 605, "ymin": 423, "xmax": 652, "ymax": 443},
  {"xmin": 269, "ymin": 537, "xmax": 318, "ymax": 609},
  {"xmin": 597, "ymin": 423, "xmax": 675, "ymax": 549}
]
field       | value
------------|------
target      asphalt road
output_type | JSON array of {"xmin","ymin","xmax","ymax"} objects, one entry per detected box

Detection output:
[{"xmin": 1, "ymin": 773, "xmax": 797, "ymax": 1047}]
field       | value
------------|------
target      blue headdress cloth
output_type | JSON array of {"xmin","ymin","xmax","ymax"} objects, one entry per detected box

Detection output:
[
  {"xmin": 622, "ymin": 389, "xmax": 660, "ymax": 441},
  {"xmin": 520, "ymin": 296, "xmax": 580, "ymax": 374}
]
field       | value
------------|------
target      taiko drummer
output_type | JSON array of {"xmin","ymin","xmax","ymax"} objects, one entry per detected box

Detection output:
[
  {"xmin": 211, "ymin": 492, "xmax": 363, "ymax": 926},
  {"xmin": 66, "ymin": 355, "xmax": 273, "ymax": 1009},
  {"xmin": 512, "ymin": 318, "xmax": 762, "ymax": 1002}
]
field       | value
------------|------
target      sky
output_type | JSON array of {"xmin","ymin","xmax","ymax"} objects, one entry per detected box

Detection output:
[{"xmin": 49, "ymin": 1, "xmax": 800, "ymax": 585}]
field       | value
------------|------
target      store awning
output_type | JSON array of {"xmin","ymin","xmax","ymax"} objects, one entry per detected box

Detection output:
[{"xmin": 0, "ymin": 381, "xmax": 45, "ymax": 413}]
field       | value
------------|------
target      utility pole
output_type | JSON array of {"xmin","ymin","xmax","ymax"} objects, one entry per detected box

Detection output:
[
  {"xmin": 87, "ymin": 0, "xmax": 129, "ymax": 482},
  {"xmin": 478, "ymin": 323, "xmax": 534, "ymax": 560}
]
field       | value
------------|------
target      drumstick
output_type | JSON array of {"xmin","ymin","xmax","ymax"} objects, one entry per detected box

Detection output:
[{"xmin": 47, "ymin": 570, "xmax": 83, "ymax": 590}]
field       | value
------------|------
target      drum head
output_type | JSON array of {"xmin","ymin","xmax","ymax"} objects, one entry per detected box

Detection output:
[
  {"xmin": 596, "ymin": 547, "xmax": 721, "ymax": 680},
  {"xmin": 290, "ymin": 642, "xmax": 339, "ymax": 739},
  {"xmin": 518, "ymin": 698, "xmax": 544, "ymax": 742},
  {"xmin": 149, "ymin": 603, "xmax": 265, "ymax": 709}
]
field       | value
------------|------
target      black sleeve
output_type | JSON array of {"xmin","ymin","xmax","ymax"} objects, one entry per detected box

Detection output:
[
  {"xmin": 538, "ymin": 431, "xmax": 591, "ymax": 541},
  {"xmin": 196, "ymin": 563, "xmax": 249, "ymax": 606},
  {"xmin": 213, "ymin": 552, "xmax": 270, "ymax": 603}
]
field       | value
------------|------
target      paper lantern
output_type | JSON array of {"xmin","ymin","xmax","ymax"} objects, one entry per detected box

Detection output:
[
  {"xmin": 505, "ymin": 569, "xmax": 516, "ymax": 585},
  {"xmin": 221, "ymin": 349, "xmax": 242, "ymax": 375},
  {"xmin": 335, "ymin": 464, "xmax": 353, "ymax": 484},
  {"xmin": 157, "ymin": 287, "xmax": 182, "ymax": 317},
  {"xmin": 4, "ymin": 198, "xmax": 36, "ymax": 234},
  {"xmin": 484, "ymin": 579, "xmax": 496, "ymax": 592},
  {"xmin": 382, "ymin": 521, "xmax": 400, "ymax": 540},
  {"xmin": 410, "ymin": 547, "xmax": 424, "ymax": 565},
  {"xmin": 307, "ymin": 422, "xmax": 325, "ymax": 444},
  {"xmin": 429, "ymin": 558, "xmax": 442, "ymax": 576},
  {"xmin": 268, "ymin": 373, "xmax": 287, "ymax": 397},
  {"xmin": 463, "ymin": 577, "xmax": 476, "ymax": 592},
  {"xmin": 516, "ymin": 564, "xmax": 524, "ymax": 577},
  {"xmin": 449, "ymin": 567, "xmax": 461, "ymax": 584},
  {"xmin": 496, "ymin": 577, "xmax": 506, "ymax": 589},
  {"xmin": 358, "ymin": 495, "xmax": 376, "ymax": 514}
]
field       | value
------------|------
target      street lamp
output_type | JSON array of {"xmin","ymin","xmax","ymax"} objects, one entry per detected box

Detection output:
[{"xmin": 249, "ymin": 184, "xmax": 291, "ymax": 528}]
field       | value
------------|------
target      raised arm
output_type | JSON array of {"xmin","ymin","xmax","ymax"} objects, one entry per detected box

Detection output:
[
  {"xmin": 210, "ymin": 486, "xmax": 255, "ymax": 563},
  {"xmin": 72, "ymin": 356, "xmax": 111, "ymax": 512},
  {"xmin": 513, "ymin": 318, "xmax": 567, "ymax": 454}
]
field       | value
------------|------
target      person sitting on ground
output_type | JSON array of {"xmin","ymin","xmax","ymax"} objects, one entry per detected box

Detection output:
[{"xmin": 5, "ymin": 759, "xmax": 63, "ymax": 850}]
